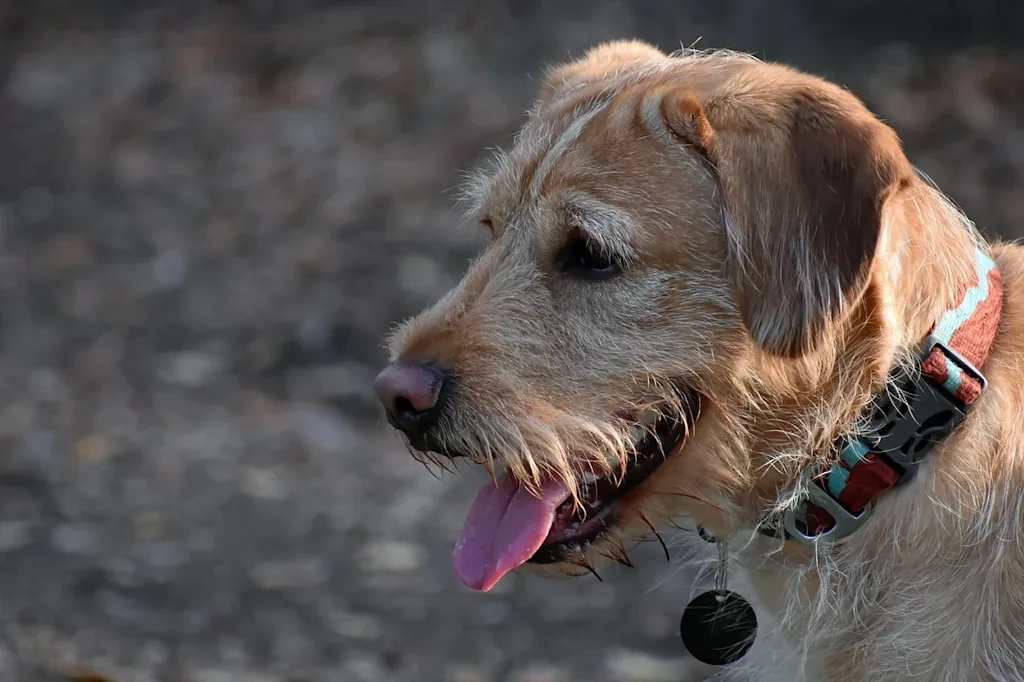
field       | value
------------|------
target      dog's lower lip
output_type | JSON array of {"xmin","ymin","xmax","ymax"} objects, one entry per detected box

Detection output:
[{"xmin": 527, "ymin": 503, "xmax": 620, "ymax": 564}]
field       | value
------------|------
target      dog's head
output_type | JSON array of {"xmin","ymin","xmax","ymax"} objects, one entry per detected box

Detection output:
[{"xmin": 375, "ymin": 41, "xmax": 915, "ymax": 591}]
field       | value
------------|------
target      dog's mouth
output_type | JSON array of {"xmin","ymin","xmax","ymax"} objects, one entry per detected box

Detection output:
[
  {"xmin": 451, "ymin": 389, "xmax": 700, "ymax": 592},
  {"xmin": 528, "ymin": 410, "xmax": 690, "ymax": 564}
]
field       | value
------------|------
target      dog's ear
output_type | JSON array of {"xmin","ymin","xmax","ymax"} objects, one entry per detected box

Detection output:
[
  {"xmin": 540, "ymin": 40, "xmax": 666, "ymax": 108},
  {"xmin": 659, "ymin": 77, "xmax": 913, "ymax": 356}
]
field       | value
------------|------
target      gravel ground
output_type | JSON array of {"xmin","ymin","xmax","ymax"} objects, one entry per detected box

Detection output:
[{"xmin": 0, "ymin": 2, "xmax": 1022, "ymax": 681}]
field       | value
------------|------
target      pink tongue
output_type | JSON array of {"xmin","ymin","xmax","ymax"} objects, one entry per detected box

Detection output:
[{"xmin": 453, "ymin": 472, "xmax": 571, "ymax": 592}]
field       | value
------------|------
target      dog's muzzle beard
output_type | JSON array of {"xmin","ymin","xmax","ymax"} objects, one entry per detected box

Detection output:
[
  {"xmin": 526, "ymin": 394, "xmax": 700, "ymax": 565},
  {"xmin": 415, "ymin": 385, "xmax": 702, "ymax": 592}
]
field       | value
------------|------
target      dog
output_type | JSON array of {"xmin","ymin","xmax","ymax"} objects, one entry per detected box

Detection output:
[{"xmin": 374, "ymin": 40, "xmax": 1024, "ymax": 681}]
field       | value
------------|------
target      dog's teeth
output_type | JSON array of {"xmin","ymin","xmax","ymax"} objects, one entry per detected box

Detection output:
[
  {"xmin": 640, "ymin": 411, "xmax": 660, "ymax": 425},
  {"xmin": 631, "ymin": 425, "xmax": 648, "ymax": 445},
  {"xmin": 582, "ymin": 471, "xmax": 600, "ymax": 485}
]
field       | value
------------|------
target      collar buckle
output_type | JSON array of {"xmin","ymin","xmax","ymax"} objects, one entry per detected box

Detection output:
[
  {"xmin": 781, "ymin": 481, "xmax": 874, "ymax": 544},
  {"xmin": 777, "ymin": 338, "xmax": 982, "ymax": 545},
  {"xmin": 866, "ymin": 338, "xmax": 977, "ymax": 486}
]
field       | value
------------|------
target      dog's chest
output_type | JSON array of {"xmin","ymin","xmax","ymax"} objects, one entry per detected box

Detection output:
[{"xmin": 725, "ymin": 546, "xmax": 1021, "ymax": 682}]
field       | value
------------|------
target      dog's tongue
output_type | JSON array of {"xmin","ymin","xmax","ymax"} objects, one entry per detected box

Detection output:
[{"xmin": 453, "ymin": 472, "xmax": 570, "ymax": 592}]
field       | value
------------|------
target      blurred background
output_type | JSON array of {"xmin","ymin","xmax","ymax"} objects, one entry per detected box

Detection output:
[{"xmin": 0, "ymin": 1, "xmax": 1022, "ymax": 680}]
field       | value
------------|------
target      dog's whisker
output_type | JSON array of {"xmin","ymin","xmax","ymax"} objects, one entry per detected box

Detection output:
[
  {"xmin": 481, "ymin": 458, "xmax": 498, "ymax": 487},
  {"xmin": 569, "ymin": 558, "xmax": 604, "ymax": 582},
  {"xmin": 665, "ymin": 519, "xmax": 696, "ymax": 533},
  {"xmin": 432, "ymin": 455, "xmax": 456, "ymax": 476},
  {"xmin": 599, "ymin": 548, "xmax": 635, "ymax": 569},
  {"xmin": 417, "ymin": 459, "xmax": 442, "ymax": 480},
  {"xmin": 608, "ymin": 536, "xmax": 636, "ymax": 568},
  {"xmin": 638, "ymin": 510, "xmax": 671, "ymax": 563}
]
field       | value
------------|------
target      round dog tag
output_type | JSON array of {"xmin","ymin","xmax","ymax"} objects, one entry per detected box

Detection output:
[{"xmin": 679, "ymin": 589, "xmax": 758, "ymax": 666}]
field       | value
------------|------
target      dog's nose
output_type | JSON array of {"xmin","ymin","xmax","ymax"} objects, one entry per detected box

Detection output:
[{"xmin": 374, "ymin": 362, "xmax": 448, "ymax": 437}]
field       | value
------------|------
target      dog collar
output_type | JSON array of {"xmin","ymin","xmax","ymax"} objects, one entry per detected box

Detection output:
[{"xmin": 759, "ymin": 246, "xmax": 1003, "ymax": 544}]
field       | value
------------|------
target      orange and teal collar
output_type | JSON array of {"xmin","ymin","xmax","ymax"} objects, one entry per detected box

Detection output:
[{"xmin": 762, "ymin": 247, "xmax": 1003, "ymax": 544}]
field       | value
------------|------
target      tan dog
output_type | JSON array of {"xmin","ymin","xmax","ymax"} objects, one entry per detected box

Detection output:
[{"xmin": 374, "ymin": 40, "xmax": 1024, "ymax": 681}]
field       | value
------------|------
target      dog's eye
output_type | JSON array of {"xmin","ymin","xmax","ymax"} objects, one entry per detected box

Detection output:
[{"xmin": 560, "ymin": 237, "xmax": 622, "ymax": 280}]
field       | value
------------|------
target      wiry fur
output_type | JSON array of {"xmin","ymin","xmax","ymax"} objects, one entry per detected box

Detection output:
[{"xmin": 383, "ymin": 40, "xmax": 1024, "ymax": 681}]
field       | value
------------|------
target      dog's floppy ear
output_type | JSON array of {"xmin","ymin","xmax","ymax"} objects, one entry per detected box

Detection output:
[{"xmin": 660, "ymin": 76, "xmax": 913, "ymax": 356}]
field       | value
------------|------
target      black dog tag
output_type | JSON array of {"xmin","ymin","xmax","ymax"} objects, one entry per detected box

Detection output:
[{"xmin": 680, "ymin": 589, "xmax": 757, "ymax": 666}]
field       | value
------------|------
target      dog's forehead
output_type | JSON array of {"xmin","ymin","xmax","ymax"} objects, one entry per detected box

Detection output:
[
  {"xmin": 479, "ymin": 94, "xmax": 644, "ymax": 237},
  {"xmin": 477, "ymin": 54, "xmax": 757, "ymax": 226}
]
